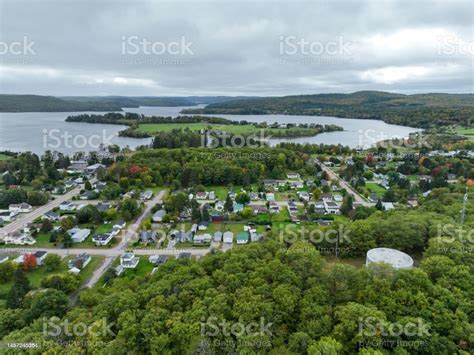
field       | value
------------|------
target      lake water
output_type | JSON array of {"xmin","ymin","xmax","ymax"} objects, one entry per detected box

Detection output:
[{"xmin": 0, "ymin": 106, "xmax": 421, "ymax": 154}]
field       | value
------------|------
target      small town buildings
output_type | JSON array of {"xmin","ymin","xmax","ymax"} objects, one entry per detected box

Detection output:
[
  {"xmin": 213, "ymin": 231, "xmax": 223, "ymax": 242},
  {"xmin": 198, "ymin": 221, "xmax": 209, "ymax": 230},
  {"xmin": 287, "ymin": 173, "xmax": 300, "ymax": 179},
  {"xmin": 0, "ymin": 255, "xmax": 9, "ymax": 263},
  {"xmin": 323, "ymin": 201, "xmax": 340, "ymax": 214},
  {"xmin": 140, "ymin": 190, "xmax": 153, "ymax": 201},
  {"xmin": 9, "ymin": 203, "xmax": 32, "ymax": 213},
  {"xmin": 196, "ymin": 191, "xmax": 209, "ymax": 200},
  {"xmin": 43, "ymin": 211, "xmax": 60, "ymax": 222},
  {"xmin": 96, "ymin": 202, "xmax": 112, "ymax": 212},
  {"xmin": 193, "ymin": 234, "xmax": 212, "ymax": 244},
  {"xmin": 149, "ymin": 255, "xmax": 168, "ymax": 265},
  {"xmin": 68, "ymin": 253, "xmax": 91, "ymax": 271},
  {"xmin": 233, "ymin": 203, "xmax": 244, "ymax": 212},
  {"xmin": 139, "ymin": 230, "xmax": 157, "ymax": 243},
  {"xmin": 152, "ymin": 209, "xmax": 167, "ymax": 222},
  {"xmin": 67, "ymin": 228, "xmax": 91, "ymax": 243},
  {"xmin": 236, "ymin": 232, "xmax": 249, "ymax": 244},
  {"xmin": 3, "ymin": 232, "xmax": 35, "ymax": 245},
  {"xmin": 173, "ymin": 230, "xmax": 193, "ymax": 243},
  {"xmin": 266, "ymin": 193, "xmax": 275, "ymax": 201},
  {"xmin": 33, "ymin": 251, "xmax": 48, "ymax": 266},
  {"xmin": 223, "ymin": 231, "xmax": 234, "ymax": 244},
  {"xmin": 59, "ymin": 201, "xmax": 76, "ymax": 211},
  {"xmin": 0, "ymin": 210, "xmax": 17, "ymax": 222},
  {"xmin": 120, "ymin": 252, "xmax": 139, "ymax": 269},
  {"xmin": 92, "ymin": 233, "xmax": 113, "ymax": 246},
  {"xmin": 208, "ymin": 191, "xmax": 216, "ymax": 200},
  {"xmin": 382, "ymin": 202, "xmax": 395, "ymax": 210},
  {"xmin": 113, "ymin": 219, "xmax": 126, "ymax": 229},
  {"xmin": 269, "ymin": 201, "xmax": 280, "ymax": 213}
]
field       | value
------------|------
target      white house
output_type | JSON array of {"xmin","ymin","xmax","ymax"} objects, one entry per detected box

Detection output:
[
  {"xmin": 33, "ymin": 251, "xmax": 48, "ymax": 266},
  {"xmin": 3, "ymin": 233, "xmax": 35, "ymax": 245},
  {"xmin": 287, "ymin": 173, "xmax": 301, "ymax": 180},
  {"xmin": 67, "ymin": 228, "xmax": 91, "ymax": 243},
  {"xmin": 59, "ymin": 201, "xmax": 76, "ymax": 211},
  {"xmin": 193, "ymin": 234, "xmax": 212, "ymax": 244},
  {"xmin": 140, "ymin": 190, "xmax": 153, "ymax": 201},
  {"xmin": 223, "ymin": 231, "xmax": 234, "ymax": 244},
  {"xmin": 120, "ymin": 252, "xmax": 139, "ymax": 269},
  {"xmin": 266, "ymin": 193, "xmax": 275, "ymax": 201},
  {"xmin": 92, "ymin": 233, "xmax": 113, "ymax": 246},
  {"xmin": 0, "ymin": 255, "xmax": 9, "ymax": 263},
  {"xmin": 68, "ymin": 253, "xmax": 91, "ymax": 270},
  {"xmin": 0, "ymin": 210, "xmax": 17, "ymax": 222},
  {"xmin": 9, "ymin": 203, "xmax": 33, "ymax": 213},
  {"xmin": 323, "ymin": 201, "xmax": 340, "ymax": 214},
  {"xmin": 152, "ymin": 209, "xmax": 167, "ymax": 222},
  {"xmin": 43, "ymin": 211, "xmax": 60, "ymax": 222},
  {"xmin": 113, "ymin": 219, "xmax": 126, "ymax": 229}
]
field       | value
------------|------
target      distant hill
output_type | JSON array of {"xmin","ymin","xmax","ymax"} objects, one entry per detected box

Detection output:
[
  {"xmin": 0, "ymin": 94, "xmax": 257, "ymax": 112},
  {"xmin": 182, "ymin": 91, "xmax": 474, "ymax": 128}
]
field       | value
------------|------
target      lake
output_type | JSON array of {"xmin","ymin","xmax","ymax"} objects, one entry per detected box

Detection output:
[{"xmin": 0, "ymin": 106, "xmax": 421, "ymax": 154}]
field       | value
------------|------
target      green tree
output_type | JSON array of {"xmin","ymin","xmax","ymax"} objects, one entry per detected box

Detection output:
[
  {"xmin": 43, "ymin": 254, "xmax": 61, "ymax": 272},
  {"xmin": 6, "ymin": 268, "xmax": 31, "ymax": 309}
]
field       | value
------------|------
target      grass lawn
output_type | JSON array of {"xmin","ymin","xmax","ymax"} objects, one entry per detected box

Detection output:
[
  {"xmin": 0, "ymin": 256, "xmax": 75, "ymax": 300},
  {"xmin": 323, "ymin": 255, "xmax": 366, "ymax": 270},
  {"xmin": 0, "ymin": 153, "xmax": 13, "ymax": 161},
  {"xmin": 76, "ymin": 256, "xmax": 104, "ymax": 284},
  {"xmin": 122, "ymin": 256, "xmax": 155, "ymax": 278},
  {"xmin": 365, "ymin": 182, "xmax": 386, "ymax": 197},
  {"xmin": 137, "ymin": 123, "xmax": 321, "ymax": 137}
]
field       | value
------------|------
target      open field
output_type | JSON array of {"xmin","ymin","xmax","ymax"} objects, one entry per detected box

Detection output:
[{"xmin": 137, "ymin": 123, "xmax": 321, "ymax": 136}]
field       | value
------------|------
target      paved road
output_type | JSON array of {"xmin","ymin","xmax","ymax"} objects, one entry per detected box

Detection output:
[
  {"xmin": 0, "ymin": 185, "xmax": 82, "ymax": 236},
  {"xmin": 320, "ymin": 165, "xmax": 371, "ymax": 206}
]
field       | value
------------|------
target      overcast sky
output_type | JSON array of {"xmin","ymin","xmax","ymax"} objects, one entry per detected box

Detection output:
[{"xmin": 0, "ymin": 0, "xmax": 472, "ymax": 96}]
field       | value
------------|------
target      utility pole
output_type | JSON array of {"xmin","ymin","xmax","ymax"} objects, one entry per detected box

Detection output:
[{"xmin": 461, "ymin": 186, "xmax": 468, "ymax": 224}]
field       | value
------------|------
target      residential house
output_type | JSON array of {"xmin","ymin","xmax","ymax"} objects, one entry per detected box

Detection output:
[
  {"xmin": 213, "ymin": 231, "xmax": 223, "ymax": 242},
  {"xmin": 140, "ymin": 190, "xmax": 153, "ymax": 201},
  {"xmin": 68, "ymin": 253, "xmax": 91, "ymax": 271},
  {"xmin": 196, "ymin": 191, "xmax": 208, "ymax": 200},
  {"xmin": 249, "ymin": 205, "xmax": 268, "ymax": 215},
  {"xmin": 67, "ymin": 228, "xmax": 91, "ymax": 243},
  {"xmin": 298, "ymin": 191, "xmax": 310, "ymax": 201},
  {"xmin": 0, "ymin": 210, "xmax": 17, "ymax": 222},
  {"xmin": 236, "ymin": 232, "xmax": 249, "ymax": 244},
  {"xmin": 149, "ymin": 255, "xmax": 168, "ymax": 265},
  {"xmin": 208, "ymin": 191, "xmax": 216, "ymax": 200},
  {"xmin": 382, "ymin": 202, "xmax": 395, "ymax": 210},
  {"xmin": 178, "ymin": 252, "xmax": 191, "ymax": 259},
  {"xmin": 266, "ymin": 193, "xmax": 275, "ymax": 201},
  {"xmin": 333, "ymin": 194, "xmax": 343, "ymax": 203},
  {"xmin": 80, "ymin": 191, "xmax": 96, "ymax": 200},
  {"xmin": 9, "ymin": 203, "xmax": 32, "ymax": 213},
  {"xmin": 269, "ymin": 201, "xmax": 280, "ymax": 213},
  {"xmin": 110, "ymin": 227, "xmax": 121, "ymax": 237},
  {"xmin": 215, "ymin": 201, "xmax": 225, "ymax": 212},
  {"xmin": 250, "ymin": 192, "xmax": 259, "ymax": 200},
  {"xmin": 33, "ymin": 251, "xmax": 48, "ymax": 266},
  {"xmin": 233, "ymin": 203, "xmax": 244, "ymax": 212},
  {"xmin": 42, "ymin": 211, "xmax": 59, "ymax": 222},
  {"xmin": 152, "ymin": 209, "xmax": 167, "ymax": 222},
  {"xmin": 84, "ymin": 163, "xmax": 105, "ymax": 175},
  {"xmin": 0, "ymin": 255, "xmax": 9, "ymax": 263},
  {"xmin": 113, "ymin": 219, "xmax": 126, "ymax": 229},
  {"xmin": 59, "ymin": 201, "xmax": 75, "ymax": 211},
  {"xmin": 250, "ymin": 232, "xmax": 263, "ymax": 242},
  {"xmin": 120, "ymin": 252, "xmax": 140, "ymax": 269},
  {"xmin": 198, "ymin": 221, "xmax": 209, "ymax": 230},
  {"xmin": 193, "ymin": 234, "xmax": 212, "ymax": 244},
  {"xmin": 323, "ymin": 201, "xmax": 340, "ymax": 214},
  {"xmin": 173, "ymin": 230, "xmax": 193, "ymax": 243},
  {"xmin": 3, "ymin": 232, "xmax": 35, "ymax": 245},
  {"xmin": 96, "ymin": 202, "xmax": 111, "ymax": 212},
  {"xmin": 223, "ymin": 231, "xmax": 234, "ymax": 244},
  {"xmin": 92, "ymin": 233, "xmax": 113, "ymax": 246},
  {"xmin": 139, "ymin": 230, "xmax": 157, "ymax": 244}
]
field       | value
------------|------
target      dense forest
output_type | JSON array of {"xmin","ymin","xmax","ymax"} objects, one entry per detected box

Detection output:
[{"xmin": 182, "ymin": 91, "xmax": 474, "ymax": 128}]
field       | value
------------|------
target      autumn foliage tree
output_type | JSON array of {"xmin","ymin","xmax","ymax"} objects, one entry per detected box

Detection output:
[{"xmin": 22, "ymin": 254, "xmax": 37, "ymax": 271}]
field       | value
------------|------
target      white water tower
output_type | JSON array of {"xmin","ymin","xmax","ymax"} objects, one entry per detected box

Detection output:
[{"xmin": 366, "ymin": 247, "xmax": 414, "ymax": 269}]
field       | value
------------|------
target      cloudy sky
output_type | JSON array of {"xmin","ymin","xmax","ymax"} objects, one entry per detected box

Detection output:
[{"xmin": 0, "ymin": 0, "xmax": 472, "ymax": 96}]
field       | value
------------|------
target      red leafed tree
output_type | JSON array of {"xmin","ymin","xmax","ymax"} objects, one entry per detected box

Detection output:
[{"xmin": 22, "ymin": 253, "xmax": 37, "ymax": 271}]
